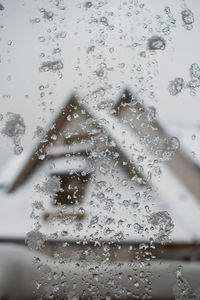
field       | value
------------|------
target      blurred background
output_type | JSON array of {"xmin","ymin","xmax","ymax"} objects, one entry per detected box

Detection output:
[{"xmin": 0, "ymin": 0, "xmax": 200, "ymax": 299}]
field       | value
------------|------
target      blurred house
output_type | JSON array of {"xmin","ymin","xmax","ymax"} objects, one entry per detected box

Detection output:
[
  {"xmin": 0, "ymin": 89, "xmax": 200, "ymax": 299},
  {"xmin": 0, "ymin": 88, "xmax": 200, "ymax": 253}
]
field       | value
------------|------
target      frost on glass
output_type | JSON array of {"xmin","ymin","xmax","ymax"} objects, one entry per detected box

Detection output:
[{"xmin": 0, "ymin": 0, "xmax": 200, "ymax": 300}]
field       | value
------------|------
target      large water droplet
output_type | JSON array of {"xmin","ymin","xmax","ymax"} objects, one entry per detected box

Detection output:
[
  {"xmin": 181, "ymin": 9, "xmax": 194, "ymax": 30},
  {"xmin": 39, "ymin": 60, "xmax": 63, "ymax": 72},
  {"xmin": 147, "ymin": 36, "xmax": 166, "ymax": 50},
  {"xmin": 168, "ymin": 77, "xmax": 184, "ymax": 95}
]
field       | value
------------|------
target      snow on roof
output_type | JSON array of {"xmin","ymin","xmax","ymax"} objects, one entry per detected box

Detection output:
[
  {"xmin": 163, "ymin": 124, "xmax": 200, "ymax": 168},
  {"xmin": 0, "ymin": 150, "xmax": 31, "ymax": 190},
  {"xmin": 121, "ymin": 86, "xmax": 200, "ymax": 169},
  {"xmin": 49, "ymin": 156, "xmax": 89, "ymax": 175},
  {"xmin": 84, "ymin": 105, "xmax": 200, "ymax": 241},
  {"xmin": 0, "ymin": 91, "xmax": 199, "ymax": 243},
  {"xmin": 2, "ymin": 88, "xmax": 199, "ymax": 195},
  {"xmin": 0, "ymin": 95, "xmax": 200, "ymax": 244},
  {"xmin": 0, "ymin": 152, "xmax": 191, "ymax": 243},
  {"xmin": 46, "ymin": 143, "xmax": 92, "ymax": 157}
]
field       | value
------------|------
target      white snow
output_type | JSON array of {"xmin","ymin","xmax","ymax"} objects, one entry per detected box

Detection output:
[
  {"xmin": 0, "ymin": 150, "xmax": 30, "ymax": 189},
  {"xmin": 0, "ymin": 0, "xmax": 200, "ymax": 245},
  {"xmin": 0, "ymin": 243, "xmax": 200, "ymax": 300}
]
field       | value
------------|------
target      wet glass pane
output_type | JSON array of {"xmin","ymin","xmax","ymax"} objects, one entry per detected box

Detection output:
[{"xmin": 0, "ymin": 1, "xmax": 200, "ymax": 299}]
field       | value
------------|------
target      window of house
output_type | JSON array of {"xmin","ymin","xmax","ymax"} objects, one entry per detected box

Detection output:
[{"xmin": 54, "ymin": 172, "xmax": 90, "ymax": 206}]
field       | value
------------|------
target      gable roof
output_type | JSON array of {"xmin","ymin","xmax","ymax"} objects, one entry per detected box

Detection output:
[
  {"xmin": 2, "ymin": 91, "xmax": 147, "ymax": 193},
  {"xmin": 2, "ymin": 88, "xmax": 200, "ymax": 200},
  {"xmin": 113, "ymin": 88, "xmax": 200, "ymax": 201},
  {"xmin": 0, "ymin": 89, "xmax": 200, "ymax": 243}
]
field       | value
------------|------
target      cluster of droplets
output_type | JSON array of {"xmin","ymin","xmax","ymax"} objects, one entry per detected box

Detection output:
[
  {"xmin": 168, "ymin": 78, "xmax": 184, "ymax": 96},
  {"xmin": 25, "ymin": 230, "xmax": 46, "ymax": 250},
  {"xmin": 39, "ymin": 60, "xmax": 63, "ymax": 72},
  {"xmin": 181, "ymin": 9, "xmax": 194, "ymax": 31},
  {"xmin": 147, "ymin": 211, "xmax": 174, "ymax": 244},
  {"xmin": 157, "ymin": 5, "xmax": 194, "ymax": 35},
  {"xmin": 1, "ymin": 112, "xmax": 25, "ymax": 155},
  {"xmin": 33, "ymin": 125, "xmax": 46, "ymax": 140},
  {"xmin": 35, "ymin": 176, "xmax": 62, "ymax": 198},
  {"xmin": 21, "ymin": 1, "xmax": 193, "ymax": 299},
  {"xmin": 159, "ymin": 136, "xmax": 180, "ymax": 161},
  {"xmin": 29, "ymin": 0, "xmax": 68, "ymax": 121},
  {"xmin": 169, "ymin": 62, "xmax": 200, "ymax": 96},
  {"xmin": 173, "ymin": 265, "xmax": 196, "ymax": 299}
]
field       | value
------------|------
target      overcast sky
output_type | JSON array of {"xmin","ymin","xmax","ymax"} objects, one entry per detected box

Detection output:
[{"xmin": 0, "ymin": 0, "xmax": 200, "ymax": 168}]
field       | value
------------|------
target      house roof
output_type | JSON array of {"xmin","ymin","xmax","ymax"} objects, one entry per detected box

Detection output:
[{"xmin": 0, "ymin": 90, "xmax": 200, "ymax": 244}]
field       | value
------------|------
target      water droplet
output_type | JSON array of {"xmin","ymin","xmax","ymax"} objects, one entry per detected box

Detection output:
[
  {"xmin": 160, "ymin": 137, "xmax": 180, "ymax": 161},
  {"xmin": 95, "ymin": 68, "xmax": 104, "ymax": 77},
  {"xmin": 99, "ymin": 163, "xmax": 109, "ymax": 175},
  {"xmin": 190, "ymin": 63, "xmax": 200, "ymax": 80},
  {"xmin": 147, "ymin": 211, "xmax": 174, "ymax": 244},
  {"xmin": 56, "ymin": 31, "xmax": 67, "ymax": 38},
  {"xmin": 53, "ymin": 47, "xmax": 61, "ymax": 54},
  {"xmin": 145, "ymin": 106, "xmax": 156, "ymax": 122},
  {"xmin": 25, "ymin": 230, "xmax": 46, "ymax": 250},
  {"xmin": 192, "ymin": 134, "xmax": 196, "ymax": 140},
  {"xmin": 76, "ymin": 222, "xmax": 83, "ymax": 231},
  {"xmin": 93, "ymin": 274, "xmax": 99, "ymax": 281},
  {"xmin": 121, "ymin": 179, "xmax": 128, "ymax": 186},
  {"xmin": 33, "ymin": 126, "xmax": 46, "ymax": 140},
  {"xmin": 134, "ymin": 281, "xmax": 139, "ymax": 288},
  {"xmin": 85, "ymin": 2, "xmax": 92, "ymax": 8},
  {"xmin": 118, "ymin": 63, "xmax": 125, "ymax": 69},
  {"xmin": 168, "ymin": 77, "xmax": 184, "ymax": 95},
  {"xmin": 36, "ymin": 176, "xmax": 62, "ymax": 197},
  {"xmin": 164, "ymin": 6, "xmax": 176, "ymax": 25},
  {"xmin": 30, "ymin": 18, "xmax": 40, "ymax": 24},
  {"xmin": 140, "ymin": 51, "xmax": 146, "ymax": 57},
  {"xmin": 87, "ymin": 45, "xmax": 95, "ymax": 53},
  {"xmin": 181, "ymin": 9, "xmax": 194, "ymax": 30},
  {"xmin": 38, "ymin": 36, "xmax": 45, "ymax": 42},
  {"xmin": 79, "ymin": 207, "xmax": 85, "ymax": 215},
  {"xmin": 1, "ymin": 112, "xmax": 25, "ymax": 155},
  {"xmin": 42, "ymin": 9, "xmax": 54, "ymax": 20},
  {"xmin": 147, "ymin": 36, "xmax": 166, "ymax": 50},
  {"xmin": 14, "ymin": 144, "xmax": 23, "ymax": 155},
  {"xmin": 134, "ymin": 223, "xmax": 144, "ymax": 234},
  {"xmin": 39, "ymin": 60, "xmax": 64, "ymax": 72},
  {"xmin": 51, "ymin": 134, "xmax": 57, "ymax": 140},
  {"xmin": 100, "ymin": 16, "xmax": 108, "ymax": 26}
]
